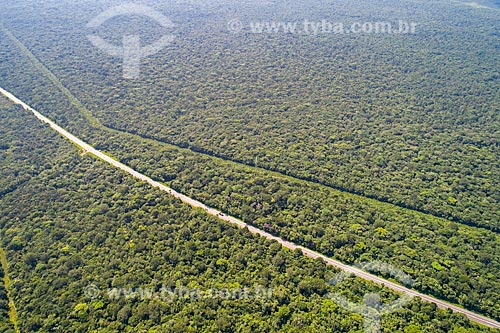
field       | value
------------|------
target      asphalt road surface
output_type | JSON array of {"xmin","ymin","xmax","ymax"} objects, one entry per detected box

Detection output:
[{"xmin": 1, "ymin": 87, "xmax": 499, "ymax": 329}]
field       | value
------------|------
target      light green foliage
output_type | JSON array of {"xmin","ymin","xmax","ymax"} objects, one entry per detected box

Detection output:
[
  {"xmin": 0, "ymin": 100, "xmax": 496, "ymax": 331},
  {"xmin": 0, "ymin": 0, "xmax": 499, "ymax": 329}
]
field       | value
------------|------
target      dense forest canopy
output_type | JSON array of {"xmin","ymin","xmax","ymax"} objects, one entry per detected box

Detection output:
[
  {"xmin": 2, "ymin": 0, "xmax": 498, "ymax": 229},
  {"xmin": 1, "ymin": 97, "xmax": 497, "ymax": 331},
  {"xmin": 0, "ymin": 0, "xmax": 499, "ymax": 331}
]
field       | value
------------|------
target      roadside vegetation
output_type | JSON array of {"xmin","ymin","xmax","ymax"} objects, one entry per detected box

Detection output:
[
  {"xmin": 0, "ymin": 97, "xmax": 496, "ymax": 332},
  {"xmin": 0, "ymin": 0, "xmax": 499, "ymax": 329}
]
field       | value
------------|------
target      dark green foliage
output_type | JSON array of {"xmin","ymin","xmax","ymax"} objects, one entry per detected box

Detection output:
[
  {"xmin": 0, "ymin": 22, "xmax": 499, "ymax": 319},
  {"xmin": 0, "ymin": 97, "xmax": 497, "ymax": 331},
  {"xmin": 2, "ymin": 0, "xmax": 498, "ymax": 229},
  {"xmin": 0, "ymin": 0, "xmax": 499, "ymax": 329},
  {"xmin": 0, "ymin": 267, "xmax": 14, "ymax": 331}
]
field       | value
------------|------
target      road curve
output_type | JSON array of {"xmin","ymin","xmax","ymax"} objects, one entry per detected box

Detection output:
[{"xmin": 1, "ymin": 87, "xmax": 499, "ymax": 329}]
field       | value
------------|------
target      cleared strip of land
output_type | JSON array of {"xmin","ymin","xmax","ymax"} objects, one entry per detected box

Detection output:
[
  {"xmin": 4, "ymin": 23, "xmax": 495, "ymax": 234},
  {"xmin": 0, "ymin": 247, "xmax": 20, "ymax": 333},
  {"xmin": 1, "ymin": 86, "xmax": 499, "ymax": 329}
]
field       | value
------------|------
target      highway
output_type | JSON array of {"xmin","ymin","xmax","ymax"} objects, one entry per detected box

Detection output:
[{"xmin": 1, "ymin": 86, "xmax": 499, "ymax": 329}]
